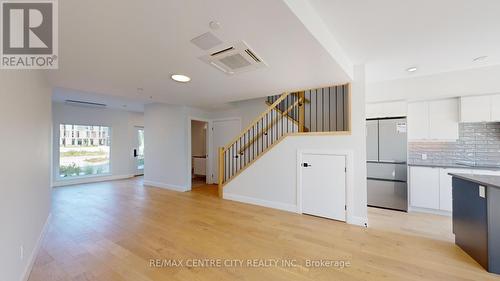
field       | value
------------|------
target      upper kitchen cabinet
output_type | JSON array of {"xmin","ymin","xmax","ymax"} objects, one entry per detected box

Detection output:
[
  {"xmin": 460, "ymin": 94, "xmax": 500, "ymax": 122},
  {"xmin": 366, "ymin": 101, "xmax": 407, "ymax": 119},
  {"xmin": 460, "ymin": 95, "xmax": 491, "ymax": 122},
  {"xmin": 408, "ymin": 101, "xmax": 429, "ymax": 140},
  {"xmin": 429, "ymin": 99, "xmax": 459, "ymax": 140},
  {"xmin": 408, "ymin": 98, "xmax": 459, "ymax": 141},
  {"xmin": 491, "ymin": 94, "xmax": 500, "ymax": 121}
]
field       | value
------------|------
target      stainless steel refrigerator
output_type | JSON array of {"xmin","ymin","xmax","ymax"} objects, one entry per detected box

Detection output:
[{"xmin": 366, "ymin": 117, "xmax": 408, "ymax": 211}]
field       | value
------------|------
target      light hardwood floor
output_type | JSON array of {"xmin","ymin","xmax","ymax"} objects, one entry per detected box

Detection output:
[
  {"xmin": 368, "ymin": 207, "xmax": 455, "ymax": 242},
  {"xmin": 28, "ymin": 177, "xmax": 499, "ymax": 281}
]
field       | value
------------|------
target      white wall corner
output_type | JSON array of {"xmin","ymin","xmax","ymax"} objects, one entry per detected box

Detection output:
[
  {"xmin": 143, "ymin": 180, "xmax": 190, "ymax": 192},
  {"xmin": 223, "ymin": 192, "xmax": 299, "ymax": 213},
  {"xmin": 283, "ymin": 0, "xmax": 354, "ymax": 79},
  {"xmin": 21, "ymin": 213, "xmax": 52, "ymax": 281},
  {"xmin": 347, "ymin": 215, "xmax": 368, "ymax": 228}
]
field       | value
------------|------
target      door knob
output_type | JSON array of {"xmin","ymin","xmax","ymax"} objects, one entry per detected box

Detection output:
[{"xmin": 302, "ymin": 163, "xmax": 312, "ymax": 168}]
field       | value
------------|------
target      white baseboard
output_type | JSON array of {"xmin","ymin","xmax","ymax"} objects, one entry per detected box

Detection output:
[
  {"xmin": 347, "ymin": 215, "xmax": 368, "ymax": 227},
  {"xmin": 143, "ymin": 180, "xmax": 189, "ymax": 192},
  {"xmin": 223, "ymin": 193, "xmax": 298, "ymax": 213},
  {"xmin": 21, "ymin": 213, "xmax": 51, "ymax": 281},
  {"xmin": 223, "ymin": 193, "xmax": 368, "ymax": 227},
  {"xmin": 409, "ymin": 206, "xmax": 452, "ymax": 217},
  {"xmin": 52, "ymin": 174, "xmax": 135, "ymax": 187}
]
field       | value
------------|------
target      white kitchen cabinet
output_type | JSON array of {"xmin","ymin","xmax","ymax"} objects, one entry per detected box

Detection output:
[
  {"xmin": 460, "ymin": 95, "xmax": 491, "ymax": 122},
  {"xmin": 366, "ymin": 101, "xmax": 407, "ymax": 119},
  {"xmin": 408, "ymin": 102, "xmax": 429, "ymax": 140},
  {"xmin": 429, "ymin": 99, "xmax": 459, "ymax": 140},
  {"xmin": 408, "ymin": 99, "xmax": 458, "ymax": 141},
  {"xmin": 410, "ymin": 166, "xmax": 440, "ymax": 209},
  {"xmin": 439, "ymin": 168, "xmax": 472, "ymax": 212},
  {"xmin": 411, "ymin": 167, "xmax": 500, "ymax": 213},
  {"xmin": 491, "ymin": 94, "xmax": 500, "ymax": 121}
]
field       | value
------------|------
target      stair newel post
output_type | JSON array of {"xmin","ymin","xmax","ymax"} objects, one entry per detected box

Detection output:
[
  {"xmin": 298, "ymin": 91, "xmax": 305, "ymax": 132},
  {"xmin": 218, "ymin": 147, "xmax": 224, "ymax": 198}
]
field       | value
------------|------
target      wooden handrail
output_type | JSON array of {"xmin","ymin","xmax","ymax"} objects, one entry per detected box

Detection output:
[
  {"xmin": 223, "ymin": 92, "xmax": 291, "ymax": 152},
  {"xmin": 218, "ymin": 147, "xmax": 224, "ymax": 198},
  {"xmin": 237, "ymin": 97, "xmax": 302, "ymax": 154}
]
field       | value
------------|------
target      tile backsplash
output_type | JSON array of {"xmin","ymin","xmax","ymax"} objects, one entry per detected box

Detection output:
[{"xmin": 409, "ymin": 122, "xmax": 500, "ymax": 167}]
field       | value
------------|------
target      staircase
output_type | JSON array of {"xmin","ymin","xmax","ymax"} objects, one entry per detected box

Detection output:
[{"xmin": 218, "ymin": 83, "xmax": 350, "ymax": 196}]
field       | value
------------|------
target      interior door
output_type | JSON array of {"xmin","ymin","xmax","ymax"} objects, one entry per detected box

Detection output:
[
  {"xmin": 212, "ymin": 119, "xmax": 241, "ymax": 183},
  {"xmin": 134, "ymin": 127, "xmax": 144, "ymax": 175},
  {"xmin": 301, "ymin": 154, "xmax": 346, "ymax": 221}
]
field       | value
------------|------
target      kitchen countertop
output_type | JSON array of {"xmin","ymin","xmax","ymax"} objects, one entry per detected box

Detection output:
[
  {"xmin": 408, "ymin": 163, "xmax": 500, "ymax": 171},
  {"xmin": 449, "ymin": 173, "xmax": 500, "ymax": 189}
]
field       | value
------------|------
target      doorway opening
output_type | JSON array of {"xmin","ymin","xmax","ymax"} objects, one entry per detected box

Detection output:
[
  {"xmin": 191, "ymin": 120, "xmax": 208, "ymax": 188},
  {"xmin": 134, "ymin": 127, "xmax": 144, "ymax": 176}
]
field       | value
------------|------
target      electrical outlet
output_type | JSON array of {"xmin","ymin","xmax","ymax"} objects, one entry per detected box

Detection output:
[
  {"xmin": 20, "ymin": 245, "xmax": 24, "ymax": 260},
  {"xmin": 421, "ymin": 153, "xmax": 427, "ymax": 160},
  {"xmin": 479, "ymin": 185, "xmax": 486, "ymax": 198}
]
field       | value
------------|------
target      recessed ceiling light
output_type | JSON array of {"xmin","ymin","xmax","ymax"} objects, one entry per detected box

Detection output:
[
  {"xmin": 171, "ymin": 74, "xmax": 191, "ymax": 83},
  {"xmin": 406, "ymin": 67, "xmax": 417, "ymax": 73},
  {"xmin": 473, "ymin": 56, "xmax": 488, "ymax": 62}
]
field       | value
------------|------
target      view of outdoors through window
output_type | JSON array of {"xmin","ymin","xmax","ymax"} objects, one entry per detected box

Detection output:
[
  {"xmin": 137, "ymin": 129, "xmax": 145, "ymax": 170},
  {"xmin": 59, "ymin": 124, "xmax": 111, "ymax": 178}
]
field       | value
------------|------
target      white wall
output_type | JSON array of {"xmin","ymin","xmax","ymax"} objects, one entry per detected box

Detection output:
[
  {"xmin": 144, "ymin": 104, "xmax": 191, "ymax": 191},
  {"xmin": 0, "ymin": 71, "xmax": 52, "ymax": 281},
  {"xmin": 208, "ymin": 98, "xmax": 268, "ymax": 128},
  {"xmin": 367, "ymin": 65, "xmax": 500, "ymax": 102},
  {"xmin": 224, "ymin": 65, "xmax": 368, "ymax": 226},
  {"xmin": 52, "ymin": 102, "xmax": 144, "ymax": 186}
]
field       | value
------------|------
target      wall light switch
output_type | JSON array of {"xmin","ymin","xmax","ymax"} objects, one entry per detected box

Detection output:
[{"xmin": 421, "ymin": 153, "xmax": 427, "ymax": 160}]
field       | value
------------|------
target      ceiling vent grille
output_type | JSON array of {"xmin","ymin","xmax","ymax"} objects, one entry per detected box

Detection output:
[
  {"xmin": 65, "ymin": 100, "xmax": 107, "ymax": 108},
  {"xmin": 200, "ymin": 41, "xmax": 267, "ymax": 75}
]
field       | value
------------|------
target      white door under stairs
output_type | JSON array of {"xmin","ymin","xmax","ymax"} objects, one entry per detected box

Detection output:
[{"xmin": 300, "ymin": 154, "xmax": 346, "ymax": 221}]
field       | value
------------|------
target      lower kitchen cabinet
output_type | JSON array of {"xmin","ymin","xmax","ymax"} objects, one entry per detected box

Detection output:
[
  {"xmin": 410, "ymin": 166, "xmax": 494, "ymax": 213},
  {"xmin": 410, "ymin": 167, "xmax": 440, "ymax": 209},
  {"xmin": 439, "ymin": 168, "xmax": 472, "ymax": 212}
]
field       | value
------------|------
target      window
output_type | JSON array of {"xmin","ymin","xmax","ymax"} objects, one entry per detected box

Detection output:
[{"xmin": 59, "ymin": 124, "xmax": 111, "ymax": 178}]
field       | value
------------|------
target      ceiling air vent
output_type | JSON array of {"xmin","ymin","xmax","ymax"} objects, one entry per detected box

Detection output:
[
  {"xmin": 65, "ymin": 100, "xmax": 107, "ymax": 108},
  {"xmin": 200, "ymin": 41, "xmax": 267, "ymax": 75}
]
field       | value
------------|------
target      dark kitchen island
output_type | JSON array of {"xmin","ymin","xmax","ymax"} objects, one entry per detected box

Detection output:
[{"xmin": 449, "ymin": 173, "xmax": 500, "ymax": 274}]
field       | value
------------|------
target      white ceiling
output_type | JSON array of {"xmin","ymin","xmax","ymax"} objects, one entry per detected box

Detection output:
[
  {"xmin": 48, "ymin": 0, "xmax": 350, "ymax": 109},
  {"xmin": 309, "ymin": 0, "xmax": 500, "ymax": 82}
]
